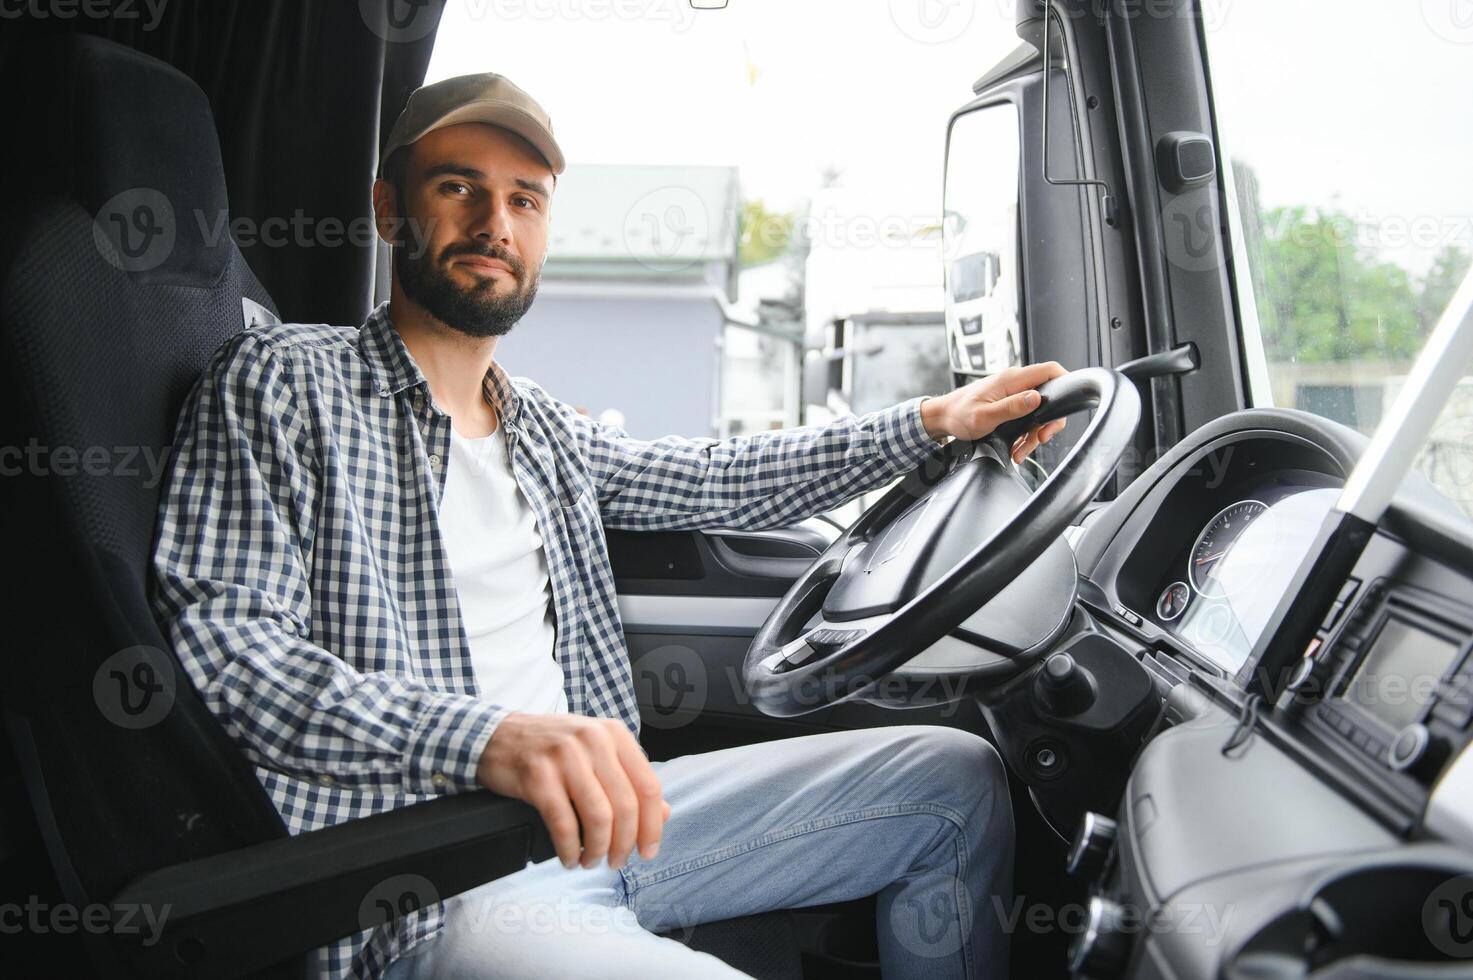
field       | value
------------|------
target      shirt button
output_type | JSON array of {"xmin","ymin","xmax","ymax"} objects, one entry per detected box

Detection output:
[
  {"xmin": 429, "ymin": 454, "xmax": 442, "ymax": 469},
  {"xmin": 318, "ymin": 774, "xmax": 335, "ymax": 786},
  {"xmin": 431, "ymin": 772, "xmax": 448, "ymax": 788}
]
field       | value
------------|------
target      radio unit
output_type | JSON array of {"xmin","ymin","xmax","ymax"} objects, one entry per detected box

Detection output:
[{"xmin": 1305, "ymin": 581, "xmax": 1473, "ymax": 783}]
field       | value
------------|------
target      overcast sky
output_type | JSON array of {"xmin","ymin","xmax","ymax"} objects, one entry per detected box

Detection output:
[
  {"xmin": 427, "ymin": 0, "xmax": 1472, "ymax": 274},
  {"xmin": 427, "ymin": 0, "xmax": 1020, "ymax": 218}
]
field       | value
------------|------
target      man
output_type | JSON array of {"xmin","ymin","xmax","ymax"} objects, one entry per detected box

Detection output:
[{"xmin": 150, "ymin": 73, "xmax": 1067, "ymax": 979}]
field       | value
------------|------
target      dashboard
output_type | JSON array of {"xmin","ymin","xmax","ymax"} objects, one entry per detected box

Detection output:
[
  {"xmin": 1084, "ymin": 427, "xmax": 1346, "ymax": 678},
  {"xmin": 1055, "ymin": 407, "xmax": 1473, "ymax": 978},
  {"xmin": 1144, "ymin": 481, "xmax": 1339, "ymax": 675}
]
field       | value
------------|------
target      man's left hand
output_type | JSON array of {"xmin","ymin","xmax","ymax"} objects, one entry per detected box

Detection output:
[{"xmin": 920, "ymin": 362, "xmax": 1070, "ymax": 464}]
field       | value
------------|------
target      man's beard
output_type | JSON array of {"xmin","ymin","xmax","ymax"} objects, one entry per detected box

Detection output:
[{"xmin": 394, "ymin": 238, "xmax": 540, "ymax": 338}]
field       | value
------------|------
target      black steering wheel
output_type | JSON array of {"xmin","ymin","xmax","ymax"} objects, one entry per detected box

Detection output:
[{"xmin": 742, "ymin": 368, "xmax": 1141, "ymax": 717}]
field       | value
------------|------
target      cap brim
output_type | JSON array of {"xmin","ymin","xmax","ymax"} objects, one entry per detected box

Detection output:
[{"xmin": 389, "ymin": 99, "xmax": 565, "ymax": 175}]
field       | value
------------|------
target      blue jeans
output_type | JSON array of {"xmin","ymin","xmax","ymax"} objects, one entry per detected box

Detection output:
[{"xmin": 384, "ymin": 724, "xmax": 1014, "ymax": 978}]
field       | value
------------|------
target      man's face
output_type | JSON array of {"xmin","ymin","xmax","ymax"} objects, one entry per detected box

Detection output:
[{"xmin": 374, "ymin": 122, "xmax": 553, "ymax": 338}]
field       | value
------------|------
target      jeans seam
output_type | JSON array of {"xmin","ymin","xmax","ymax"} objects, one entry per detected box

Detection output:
[
  {"xmin": 623, "ymin": 800, "xmax": 970, "ymax": 891},
  {"xmin": 953, "ymin": 825, "xmax": 974, "ymax": 977}
]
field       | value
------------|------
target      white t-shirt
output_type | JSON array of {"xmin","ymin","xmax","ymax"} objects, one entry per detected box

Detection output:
[{"xmin": 439, "ymin": 422, "xmax": 568, "ymax": 715}]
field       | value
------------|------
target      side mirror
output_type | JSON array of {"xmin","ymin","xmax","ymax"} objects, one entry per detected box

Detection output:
[{"xmin": 943, "ymin": 102, "xmax": 1023, "ymax": 377}]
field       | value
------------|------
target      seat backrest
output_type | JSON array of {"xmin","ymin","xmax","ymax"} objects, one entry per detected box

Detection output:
[{"xmin": 0, "ymin": 33, "xmax": 289, "ymax": 923}]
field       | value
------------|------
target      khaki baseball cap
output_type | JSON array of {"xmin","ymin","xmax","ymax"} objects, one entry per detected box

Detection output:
[{"xmin": 380, "ymin": 72, "xmax": 565, "ymax": 177}]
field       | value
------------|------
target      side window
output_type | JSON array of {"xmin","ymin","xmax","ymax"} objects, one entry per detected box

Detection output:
[{"xmin": 846, "ymin": 319, "xmax": 953, "ymax": 415}]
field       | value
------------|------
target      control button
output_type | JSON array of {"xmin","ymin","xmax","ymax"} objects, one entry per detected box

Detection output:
[
  {"xmin": 782, "ymin": 641, "xmax": 821, "ymax": 667},
  {"xmin": 1069, "ymin": 896, "xmax": 1133, "ymax": 979},
  {"xmin": 1338, "ymin": 578, "xmax": 1361, "ymax": 604},
  {"xmin": 1433, "ymin": 696, "xmax": 1473, "ymax": 729},
  {"xmin": 1351, "ymin": 729, "xmax": 1371, "ymax": 751},
  {"xmin": 1114, "ymin": 603, "xmax": 1142, "ymax": 627},
  {"xmin": 763, "ymin": 635, "xmax": 822, "ymax": 672},
  {"xmin": 1388, "ymin": 723, "xmax": 1430, "ymax": 772},
  {"xmin": 1066, "ymin": 812, "xmax": 1118, "ymax": 878},
  {"xmin": 1434, "ymin": 676, "xmax": 1473, "ymax": 726},
  {"xmin": 1334, "ymin": 715, "xmax": 1355, "ymax": 737},
  {"xmin": 1320, "ymin": 601, "xmax": 1346, "ymax": 631},
  {"xmin": 1340, "ymin": 633, "xmax": 1364, "ymax": 652},
  {"xmin": 1318, "ymin": 703, "xmax": 1340, "ymax": 723},
  {"xmin": 807, "ymin": 628, "xmax": 864, "ymax": 650},
  {"xmin": 960, "ymin": 315, "xmax": 982, "ymax": 335}
]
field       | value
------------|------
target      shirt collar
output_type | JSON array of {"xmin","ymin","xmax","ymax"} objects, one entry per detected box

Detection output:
[{"xmin": 359, "ymin": 301, "xmax": 522, "ymax": 421}]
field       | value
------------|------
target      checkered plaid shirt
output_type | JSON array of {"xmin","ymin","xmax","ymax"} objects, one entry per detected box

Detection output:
[{"xmin": 149, "ymin": 302, "xmax": 937, "ymax": 978}]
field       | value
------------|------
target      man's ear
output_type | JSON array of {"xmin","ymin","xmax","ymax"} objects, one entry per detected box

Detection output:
[{"xmin": 372, "ymin": 178, "xmax": 402, "ymax": 246}]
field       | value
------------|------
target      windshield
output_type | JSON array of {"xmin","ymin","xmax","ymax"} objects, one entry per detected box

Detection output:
[
  {"xmin": 1206, "ymin": 1, "xmax": 1473, "ymax": 514},
  {"xmin": 423, "ymin": 1, "xmax": 1022, "ymax": 443}
]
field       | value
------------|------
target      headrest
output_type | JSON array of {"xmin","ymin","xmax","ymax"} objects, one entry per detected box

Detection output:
[{"xmin": 13, "ymin": 34, "xmax": 233, "ymax": 288}]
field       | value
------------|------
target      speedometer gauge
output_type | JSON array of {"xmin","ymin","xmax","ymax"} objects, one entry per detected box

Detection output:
[{"xmin": 1189, "ymin": 500, "xmax": 1268, "ymax": 597}]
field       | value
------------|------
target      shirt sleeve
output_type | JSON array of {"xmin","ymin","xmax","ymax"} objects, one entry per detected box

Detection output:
[
  {"xmin": 149, "ymin": 332, "xmax": 502, "ymax": 795},
  {"xmin": 557, "ymin": 394, "xmax": 940, "ymax": 532}
]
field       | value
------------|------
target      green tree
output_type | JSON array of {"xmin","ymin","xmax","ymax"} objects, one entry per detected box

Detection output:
[
  {"xmin": 1418, "ymin": 245, "xmax": 1473, "ymax": 333},
  {"xmin": 1255, "ymin": 205, "xmax": 1424, "ymax": 363},
  {"xmin": 739, "ymin": 199, "xmax": 794, "ymax": 267}
]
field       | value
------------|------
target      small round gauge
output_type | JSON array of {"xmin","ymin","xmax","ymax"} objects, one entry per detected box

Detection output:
[
  {"xmin": 1190, "ymin": 499, "xmax": 1269, "ymax": 596},
  {"xmin": 1156, "ymin": 581, "xmax": 1190, "ymax": 622}
]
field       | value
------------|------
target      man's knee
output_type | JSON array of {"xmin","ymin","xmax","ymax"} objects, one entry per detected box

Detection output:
[{"xmin": 898, "ymin": 726, "xmax": 1011, "ymax": 823}]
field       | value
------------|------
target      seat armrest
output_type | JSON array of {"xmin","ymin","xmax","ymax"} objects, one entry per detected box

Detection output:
[{"xmin": 109, "ymin": 790, "xmax": 553, "ymax": 979}]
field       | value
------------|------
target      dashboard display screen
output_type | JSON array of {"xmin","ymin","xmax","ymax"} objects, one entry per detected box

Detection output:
[
  {"xmin": 1171, "ymin": 488, "xmax": 1338, "ymax": 673},
  {"xmin": 1341, "ymin": 616, "xmax": 1460, "ymax": 730}
]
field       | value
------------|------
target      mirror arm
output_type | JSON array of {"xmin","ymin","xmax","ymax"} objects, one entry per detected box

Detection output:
[{"xmin": 1041, "ymin": 4, "xmax": 1120, "ymax": 227}]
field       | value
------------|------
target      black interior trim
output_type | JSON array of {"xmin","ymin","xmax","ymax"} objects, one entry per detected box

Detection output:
[{"xmin": 111, "ymin": 793, "xmax": 553, "ymax": 979}]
